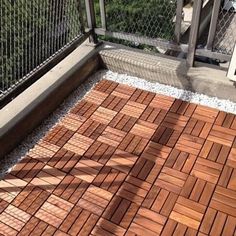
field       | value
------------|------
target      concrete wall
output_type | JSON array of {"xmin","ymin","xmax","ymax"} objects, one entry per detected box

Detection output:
[{"xmin": 0, "ymin": 43, "xmax": 100, "ymax": 158}]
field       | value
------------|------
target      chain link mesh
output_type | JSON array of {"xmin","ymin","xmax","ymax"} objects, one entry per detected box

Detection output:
[
  {"xmin": 0, "ymin": 0, "xmax": 84, "ymax": 98},
  {"xmin": 98, "ymin": 0, "xmax": 177, "ymax": 41},
  {"xmin": 213, "ymin": 0, "xmax": 236, "ymax": 55}
]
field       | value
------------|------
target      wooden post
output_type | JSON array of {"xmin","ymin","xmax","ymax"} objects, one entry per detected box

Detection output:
[
  {"xmin": 85, "ymin": 0, "xmax": 97, "ymax": 43},
  {"xmin": 206, "ymin": 0, "xmax": 221, "ymax": 50},
  {"xmin": 186, "ymin": 0, "xmax": 203, "ymax": 67},
  {"xmin": 174, "ymin": 0, "xmax": 184, "ymax": 44}
]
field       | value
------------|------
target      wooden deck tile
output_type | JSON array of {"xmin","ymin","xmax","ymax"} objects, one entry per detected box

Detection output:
[
  {"xmin": 192, "ymin": 105, "xmax": 218, "ymax": 123},
  {"xmin": 127, "ymin": 207, "xmax": 167, "ymax": 236},
  {"xmin": 90, "ymin": 107, "xmax": 117, "ymax": 125},
  {"xmin": 141, "ymin": 141, "xmax": 171, "ymax": 165},
  {"xmin": 176, "ymin": 133, "xmax": 205, "ymax": 156},
  {"xmin": 191, "ymin": 158, "xmax": 223, "ymax": 184},
  {"xmin": 77, "ymin": 119, "xmax": 106, "ymax": 140},
  {"xmin": 152, "ymin": 125, "xmax": 181, "ymax": 147},
  {"xmin": 140, "ymin": 106, "xmax": 167, "ymax": 125},
  {"xmin": 70, "ymin": 100, "xmax": 98, "ymax": 118},
  {"xmin": 58, "ymin": 113, "xmax": 86, "ymax": 132},
  {"xmin": 101, "ymin": 94, "xmax": 127, "ymax": 112},
  {"xmin": 109, "ymin": 113, "xmax": 137, "ymax": 132},
  {"xmin": 77, "ymin": 185, "xmax": 113, "ymax": 216},
  {"xmin": 84, "ymin": 89, "xmax": 108, "ymax": 105},
  {"xmin": 130, "ymin": 120, "xmax": 158, "ymax": 139},
  {"xmin": 149, "ymin": 94, "xmax": 175, "ymax": 110},
  {"xmin": 63, "ymin": 133, "xmax": 94, "ymax": 156},
  {"xmin": 106, "ymin": 149, "xmax": 138, "ymax": 174},
  {"xmin": 2, "ymin": 79, "xmax": 236, "ymax": 236},
  {"xmin": 210, "ymin": 186, "xmax": 236, "ymax": 217},
  {"xmin": 170, "ymin": 196, "xmax": 206, "ymax": 230},
  {"xmin": 111, "ymin": 83, "xmax": 135, "ymax": 99},
  {"xmin": 97, "ymin": 127, "xmax": 127, "ymax": 148},
  {"xmin": 119, "ymin": 133, "xmax": 149, "ymax": 156},
  {"xmin": 155, "ymin": 167, "xmax": 188, "ymax": 195},
  {"xmin": 120, "ymin": 101, "xmax": 146, "ymax": 118}
]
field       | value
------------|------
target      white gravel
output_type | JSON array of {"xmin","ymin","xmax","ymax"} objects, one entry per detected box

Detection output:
[
  {"xmin": 106, "ymin": 71, "xmax": 236, "ymax": 114},
  {"xmin": 1, "ymin": 69, "xmax": 236, "ymax": 178}
]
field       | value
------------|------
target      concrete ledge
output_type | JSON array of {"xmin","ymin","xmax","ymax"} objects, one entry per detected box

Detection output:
[
  {"xmin": 0, "ymin": 42, "xmax": 100, "ymax": 158},
  {"xmin": 99, "ymin": 43, "xmax": 190, "ymax": 89},
  {"xmin": 99, "ymin": 42, "xmax": 236, "ymax": 101}
]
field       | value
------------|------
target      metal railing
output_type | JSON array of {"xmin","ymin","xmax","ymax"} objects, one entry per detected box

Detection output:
[
  {"xmin": 0, "ymin": 0, "xmax": 89, "ymax": 103},
  {"xmin": 94, "ymin": 0, "xmax": 186, "ymax": 51},
  {"xmin": 195, "ymin": 0, "xmax": 236, "ymax": 64},
  {"xmin": 1, "ymin": 0, "xmax": 236, "ymax": 104}
]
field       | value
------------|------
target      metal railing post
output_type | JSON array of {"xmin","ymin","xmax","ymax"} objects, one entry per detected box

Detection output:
[
  {"xmin": 206, "ymin": 0, "xmax": 221, "ymax": 50},
  {"xmin": 85, "ymin": 0, "xmax": 98, "ymax": 43},
  {"xmin": 174, "ymin": 0, "xmax": 184, "ymax": 44},
  {"xmin": 99, "ymin": 0, "xmax": 106, "ymax": 30},
  {"xmin": 186, "ymin": 0, "xmax": 203, "ymax": 67}
]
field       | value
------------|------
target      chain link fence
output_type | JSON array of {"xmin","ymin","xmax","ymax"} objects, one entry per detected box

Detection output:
[
  {"xmin": 0, "ymin": 0, "xmax": 85, "ymax": 99},
  {"xmin": 213, "ymin": 0, "xmax": 236, "ymax": 55},
  {"xmin": 105, "ymin": 0, "xmax": 176, "ymax": 40},
  {"xmin": 94, "ymin": 0, "xmax": 179, "ymax": 50}
]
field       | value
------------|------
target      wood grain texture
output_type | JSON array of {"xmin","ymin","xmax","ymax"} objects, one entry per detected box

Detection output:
[{"xmin": 0, "ymin": 79, "xmax": 236, "ymax": 235}]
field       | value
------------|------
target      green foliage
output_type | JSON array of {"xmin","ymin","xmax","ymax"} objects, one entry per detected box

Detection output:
[
  {"xmin": 94, "ymin": 0, "xmax": 176, "ymax": 50},
  {"xmin": 0, "ymin": 0, "xmax": 82, "ymax": 92}
]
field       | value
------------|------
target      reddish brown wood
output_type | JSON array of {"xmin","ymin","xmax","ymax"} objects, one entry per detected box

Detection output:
[{"xmin": 0, "ymin": 79, "xmax": 236, "ymax": 235}]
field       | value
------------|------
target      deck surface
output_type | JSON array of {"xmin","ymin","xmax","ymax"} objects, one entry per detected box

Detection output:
[{"xmin": 1, "ymin": 79, "xmax": 236, "ymax": 235}]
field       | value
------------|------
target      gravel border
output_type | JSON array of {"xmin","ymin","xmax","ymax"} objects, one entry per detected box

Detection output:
[
  {"xmin": 1, "ymin": 69, "xmax": 236, "ymax": 178},
  {"xmin": 106, "ymin": 71, "xmax": 236, "ymax": 115}
]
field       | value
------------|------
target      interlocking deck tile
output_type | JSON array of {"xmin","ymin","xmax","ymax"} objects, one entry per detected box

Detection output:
[
  {"xmin": 151, "ymin": 125, "xmax": 181, "ymax": 147},
  {"xmin": 103, "ymin": 195, "xmax": 139, "ymax": 229},
  {"xmin": 77, "ymin": 119, "xmax": 106, "ymax": 140},
  {"xmin": 141, "ymin": 141, "xmax": 171, "ymax": 165},
  {"xmin": 127, "ymin": 207, "xmax": 167, "ymax": 236},
  {"xmin": 140, "ymin": 106, "xmax": 167, "ymax": 125},
  {"xmin": 119, "ymin": 133, "xmax": 149, "ymax": 156},
  {"xmin": 165, "ymin": 149, "xmax": 197, "ymax": 174},
  {"xmin": 70, "ymin": 100, "xmax": 98, "ymax": 118},
  {"xmin": 63, "ymin": 133, "xmax": 94, "ymax": 156},
  {"xmin": 170, "ymin": 196, "xmax": 206, "ymax": 230},
  {"xmin": 111, "ymin": 83, "xmax": 135, "ymax": 100},
  {"xmin": 77, "ymin": 185, "xmax": 113, "ymax": 216},
  {"xmin": 97, "ymin": 126, "xmax": 127, "ymax": 148},
  {"xmin": 210, "ymin": 186, "xmax": 236, "ymax": 217},
  {"xmin": 120, "ymin": 101, "xmax": 146, "ymax": 118},
  {"xmin": 191, "ymin": 158, "xmax": 223, "ymax": 184},
  {"xmin": 175, "ymin": 133, "xmax": 205, "ymax": 156},
  {"xmin": 149, "ymin": 94, "xmax": 175, "ymax": 110},
  {"xmin": 155, "ymin": 167, "xmax": 188, "ymax": 195},
  {"xmin": 90, "ymin": 107, "xmax": 117, "ymax": 125},
  {"xmin": 70, "ymin": 157, "xmax": 103, "ymax": 183},
  {"xmin": 130, "ymin": 120, "xmax": 158, "ymax": 139},
  {"xmin": 227, "ymin": 147, "xmax": 236, "ymax": 168},
  {"xmin": 101, "ymin": 94, "xmax": 127, "ymax": 112},
  {"xmin": 192, "ymin": 105, "xmax": 219, "ymax": 123},
  {"xmin": 2, "ymin": 79, "xmax": 236, "ymax": 235},
  {"xmin": 106, "ymin": 149, "xmax": 138, "ymax": 174},
  {"xmin": 58, "ymin": 113, "xmax": 86, "ymax": 132},
  {"xmin": 199, "ymin": 140, "xmax": 230, "ymax": 164},
  {"xmin": 84, "ymin": 89, "xmax": 108, "ymax": 105}
]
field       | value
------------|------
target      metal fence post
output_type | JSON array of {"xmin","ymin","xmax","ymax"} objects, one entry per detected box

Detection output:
[
  {"xmin": 186, "ymin": 0, "xmax": 203, "ymax": 67},
  {"xmin": 174, "ymin": 0, "xmax": 184, "ymax": 44},
  {"xmin": 85, "ymin": 0, "xmax": 98, "ymax": 43},
  {"xmin": 99, "ymin": 0, "xmax": 106, "ymax": 30},
  {"xmin": 206, "ymin": 0, "xmax": 221, "ymax": 50}
]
